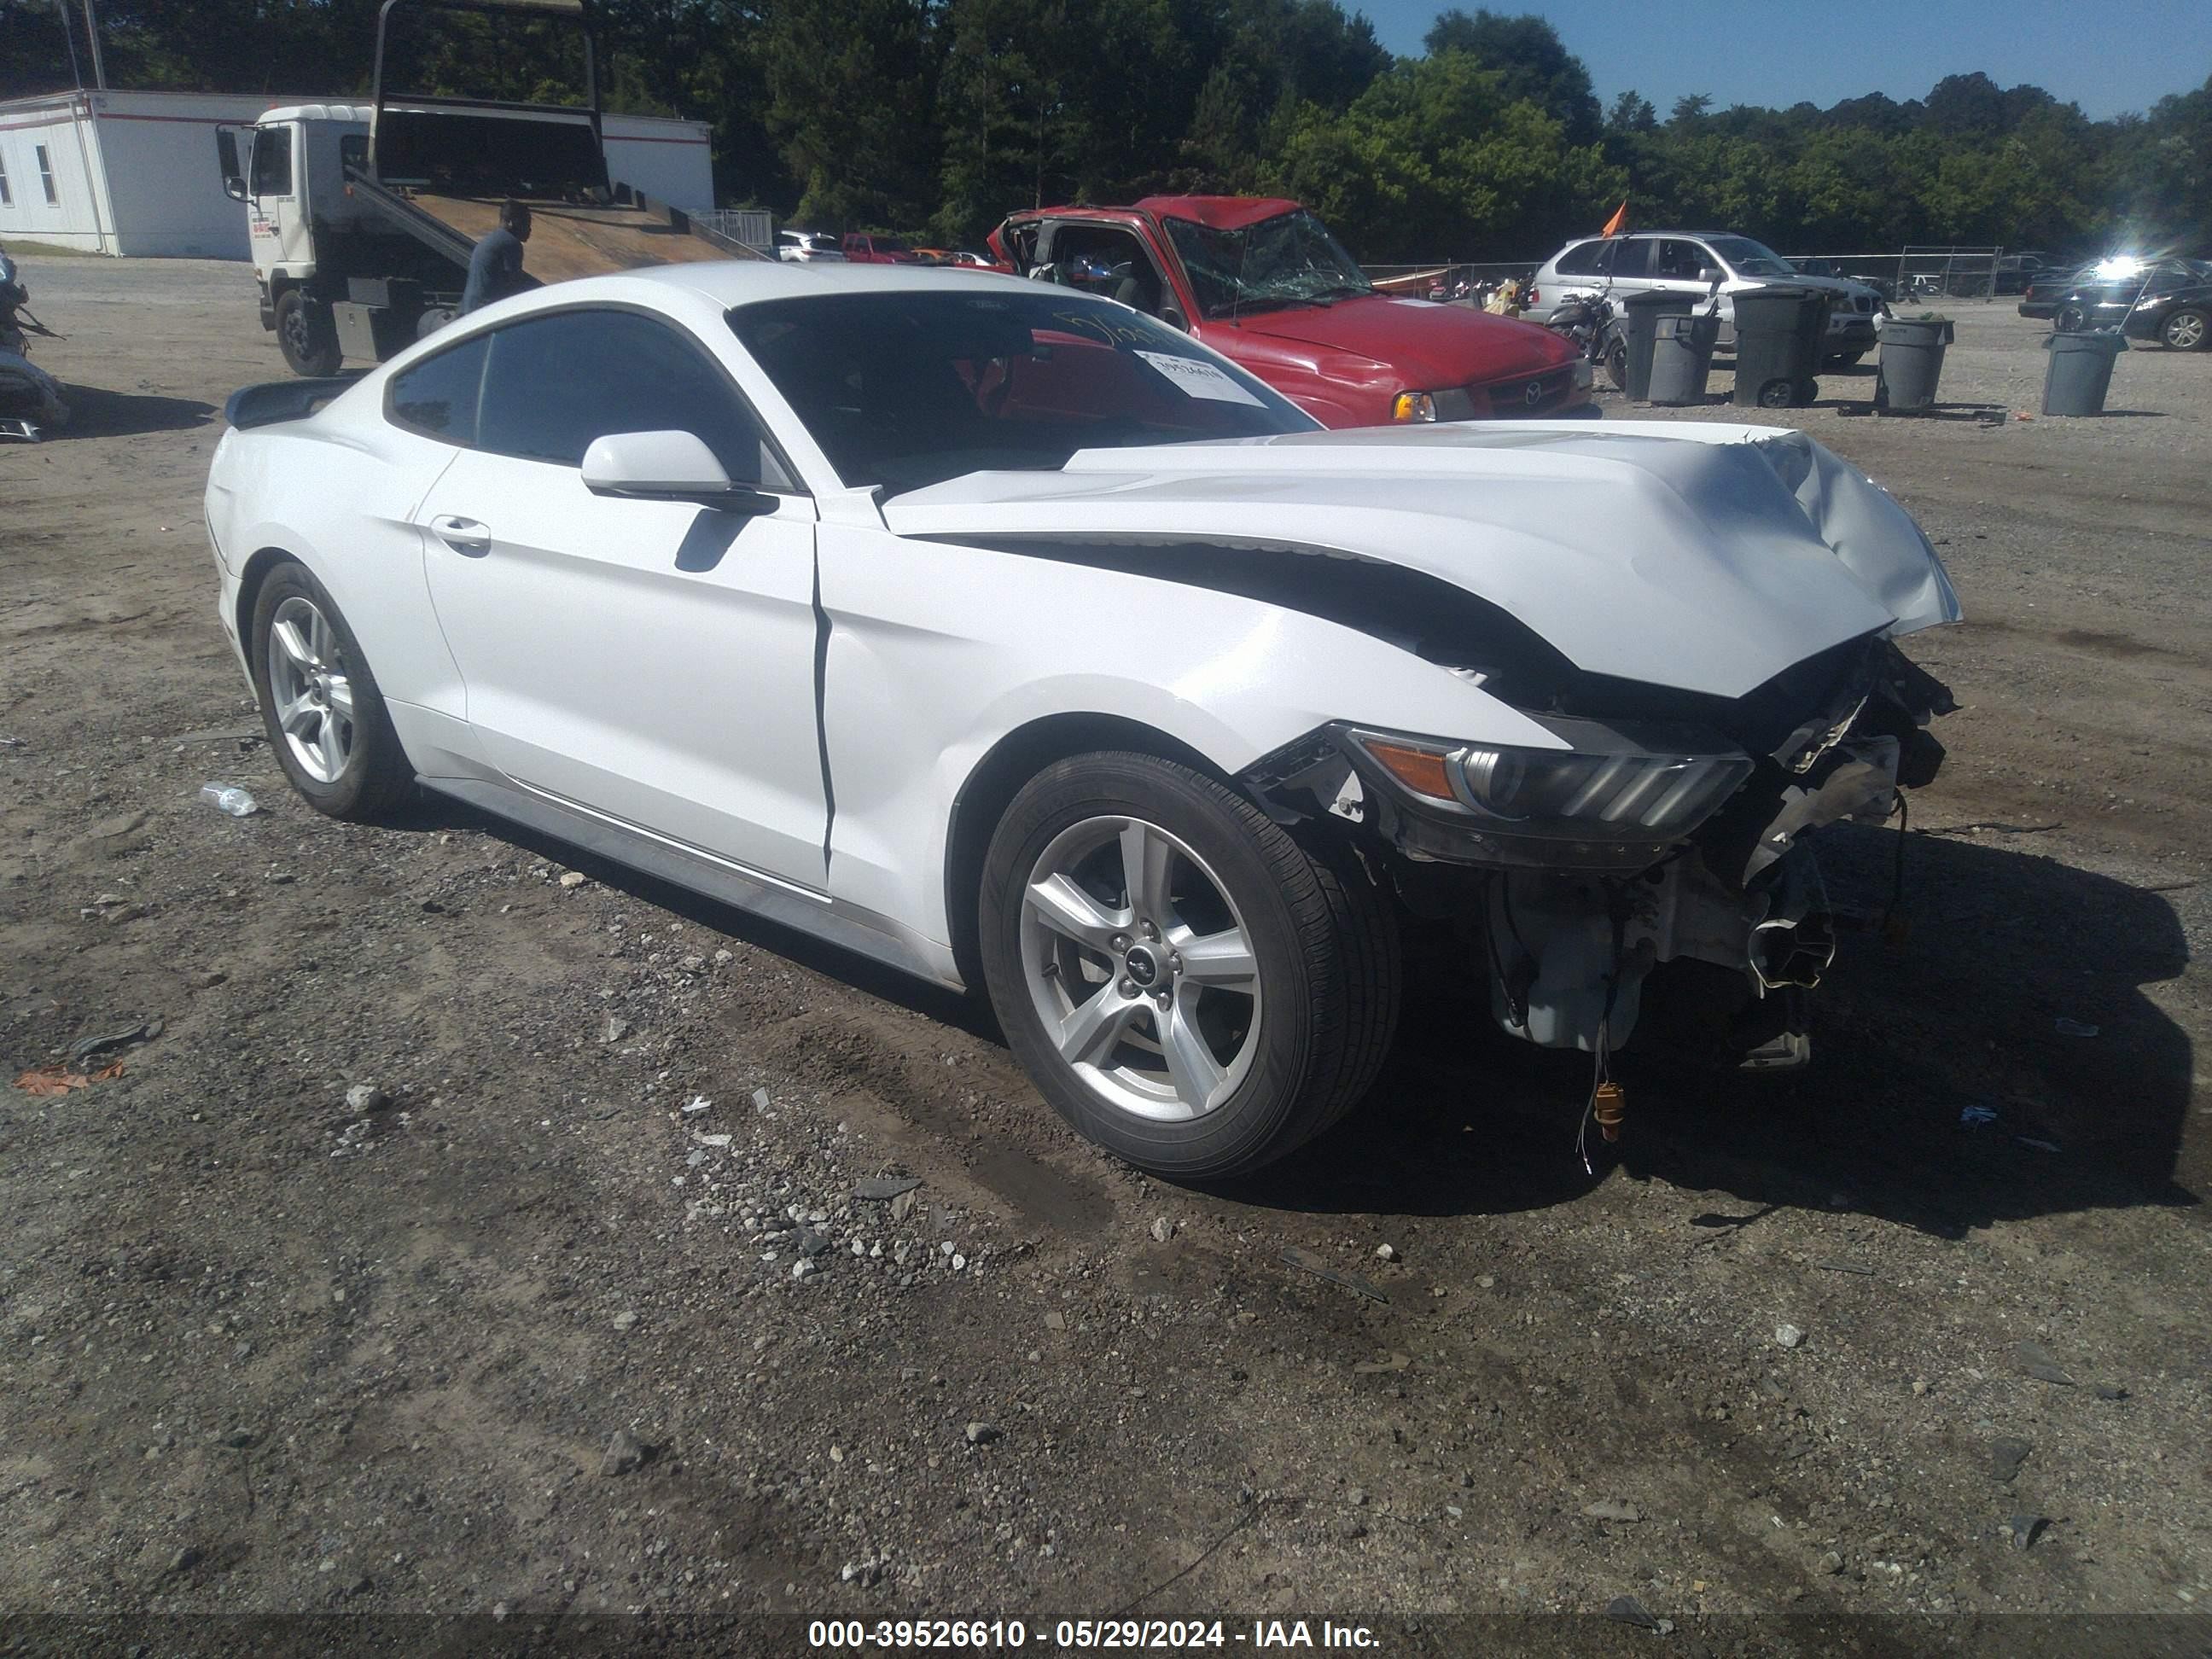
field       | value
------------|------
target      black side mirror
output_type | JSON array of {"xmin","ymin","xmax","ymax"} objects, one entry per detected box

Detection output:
[
  {"xmin": 1158, "ymin": 305, "xmax": 1189, "ymax": 332},
  {"xmin": 215, "ymin": 128, "xmax": 248, "ymax": 202}
]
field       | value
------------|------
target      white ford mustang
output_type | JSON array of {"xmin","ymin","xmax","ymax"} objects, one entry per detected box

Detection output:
[{"xmin": 205, "ymin": 262, "xmax": 1959, "ymax": 1178}]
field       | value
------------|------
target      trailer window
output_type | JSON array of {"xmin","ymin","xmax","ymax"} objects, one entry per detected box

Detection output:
[
  {"xmin": 249, "ymin": 128, "xmax": 293, "ymax": 199},
  {"xmin": 387, "ymin": 333, "xmax": 491, "ymax": 445},
  {"xmin": 474, "ymin": 308, "xmax": 792, "ymax": 488},
  {"xmin": 0, "ymin": 154, "xmax": 12, "ymax": 207},
  {"xmin": 36, "ymin": 145, "xmax": 58, "ymax": 206}
]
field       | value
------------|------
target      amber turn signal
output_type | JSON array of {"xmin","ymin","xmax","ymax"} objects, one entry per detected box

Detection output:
[{"xmin": 1359, "ymin": 736, "xmax": 1455, "ymax": 801}]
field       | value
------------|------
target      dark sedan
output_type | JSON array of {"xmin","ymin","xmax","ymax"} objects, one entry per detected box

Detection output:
[
  {"xmin": 2024, "ymin": 259, "xmax": 2212, "ymax": 329},
  {"xmin": 2123, "ymin": 274, "xmax": 2211, "ymax": 351}
]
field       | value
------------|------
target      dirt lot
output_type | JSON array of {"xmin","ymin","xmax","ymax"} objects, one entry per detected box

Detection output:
[{"xmin": 3, "ymin": 258, "xmax": 2209, "ymax": 1653}]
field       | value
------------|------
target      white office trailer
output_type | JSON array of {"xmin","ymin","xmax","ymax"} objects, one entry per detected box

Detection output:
[{"xmin": 0, "ymin": 88, "xmax": 714, "ymax": 259}]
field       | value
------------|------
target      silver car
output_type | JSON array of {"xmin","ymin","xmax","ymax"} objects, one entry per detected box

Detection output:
[{"xmin": 1526, "ymin": 230, "xmax": 1883, "ymax": 377}]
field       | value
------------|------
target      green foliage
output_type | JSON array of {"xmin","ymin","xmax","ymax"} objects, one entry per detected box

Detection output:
[
  {"xmin": 1, "ymin": 0, "xmax": 2203, "ymax": 261},
  {"xmin": 1269, "ymin": 51, "xmax": 1621, "ymax": 259}
]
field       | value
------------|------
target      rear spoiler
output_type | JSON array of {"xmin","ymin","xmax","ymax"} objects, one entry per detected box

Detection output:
[{"xmin": 224, "ymin": 377, "xmax": 360, "ymax": 430}]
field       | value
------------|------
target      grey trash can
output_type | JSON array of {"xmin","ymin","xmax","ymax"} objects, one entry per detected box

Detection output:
[
  {"xmin": 2041, "ymin": 329, "xmax": 2127, "ymax": 416},
  {"xmin": 1732, "ymin": 285, "xmax": 1829, "ymax": 408},
  {"xmin": 1876, "ymin": 316, "xmax": 1953, "ymax": 412},
  {"xmin": 1647, "ymin": 312, "xmax": 1719, "ymax": 406},
  {"xmin": 1619, "ymin": 290, "xmax": 1695, "ymax": 400}
]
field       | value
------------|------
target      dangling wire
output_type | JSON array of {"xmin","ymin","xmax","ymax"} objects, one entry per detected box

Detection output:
[
  {"xmin": 1879, "ymin": 788, "xmax": 1911, "ymax": 939},
  {"xmin": 1576, "ymin": 1015, "xmax": 1612, "ymax": 1176},
  {"xmin": 1575, "ymin": 886, "xmax": 1634, "ymax": 1176}
]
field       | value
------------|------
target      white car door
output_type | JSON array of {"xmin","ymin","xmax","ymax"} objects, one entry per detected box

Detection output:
[{"xmin": 410, "ymin": 306, "xmax": 830, "ymax": 890}]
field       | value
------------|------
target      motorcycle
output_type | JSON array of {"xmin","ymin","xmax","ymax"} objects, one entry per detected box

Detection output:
[
  {"xmin": 1543, "ymin": 285, "xmax": 1626, "ymax": 387},
  {"xmin": 0, "ymin": 246, "xmax": 71, "ymax": 439}
]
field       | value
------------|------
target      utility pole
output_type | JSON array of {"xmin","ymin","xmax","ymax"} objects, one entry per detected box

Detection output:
[
  {"xmin": 53, "ymin": 0, "xmax": 85, "ymax": 89},
  {"xmin": 83, "ymin": 0, "xmax": 108, "ymax": 90}
]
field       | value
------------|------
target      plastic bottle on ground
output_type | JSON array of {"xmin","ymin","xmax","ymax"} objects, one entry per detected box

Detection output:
[{"xmin": 199, "ymin": 783, "xmax": 258, "ymax": 817}]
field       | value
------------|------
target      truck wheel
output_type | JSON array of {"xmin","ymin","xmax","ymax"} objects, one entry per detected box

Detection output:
[
  {"xmin": 978, "ymin": 752, "xmax": 1400, "ymax": 1179},
  {"xmin": 276, "ymin": 290, "xmax": 341, "ymax": 376}
]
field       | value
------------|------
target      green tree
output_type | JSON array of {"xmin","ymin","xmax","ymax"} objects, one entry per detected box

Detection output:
[
  {"xmin": 1421, "ymin": 8, "xmax": 1599, "ymax": 143},
  {"xmin": 762, "ymin": 0, "xmax": 940, "ymax": 228}
]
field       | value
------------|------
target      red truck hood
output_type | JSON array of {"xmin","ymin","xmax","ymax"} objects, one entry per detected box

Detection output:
[{"xmin": 1219, "ymin": 294, "xmax": 1576, "ymax": 385}]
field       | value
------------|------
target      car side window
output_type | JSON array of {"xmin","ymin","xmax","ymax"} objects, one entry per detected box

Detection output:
[
  {"xmin": 1651, "ymin": 239, "xmax": 1704, "ymax": 280},
  {"xmin": 1553, "ymin": 241, "xmax": 1603, "ymax": 276},
  {"xmin": 387, "ymin": 332, "xmax": 491, "ymax": 445},
  {"xmin": 474, "ymin": 308, "xmax": 795, "ymax": 489},
  {"xmin": 1608, "ymin": 239, "xmax": 1650, "ymax": 279}
]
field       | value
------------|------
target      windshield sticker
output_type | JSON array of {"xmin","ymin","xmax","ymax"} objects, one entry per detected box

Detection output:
[{"xmin": 1132, "ymin": 351, "xmax": 1265, "ymax": 406}]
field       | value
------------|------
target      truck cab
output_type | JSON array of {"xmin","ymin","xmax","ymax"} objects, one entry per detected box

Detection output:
[
  {"xmin": 989, "ymin": 196, "xmax": 1592, "ymax": 427},
  {"xmin": 213, "ymin": 0, "xmax": 756, "ymax": 377},
  {"xmin": 219, "ymin": 107, "xmax": 431, "ymax": 374}
]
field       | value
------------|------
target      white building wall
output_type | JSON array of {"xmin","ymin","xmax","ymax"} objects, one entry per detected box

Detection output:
[
  {"xmin": 0, "ymin": 96, "xmax": 115, "ymax": 253},
  {"xmin": 602, "ymin": 114, "xmax": 714, "ymax": 211},
  {"xmin": 0, "ymin": 89, "xmax": 715, "ymax": 259}
]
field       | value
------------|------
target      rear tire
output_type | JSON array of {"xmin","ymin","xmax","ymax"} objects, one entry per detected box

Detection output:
[
  {"xmin": 2161, "ymin": 307, "xmax": 2208, "ymax": 351},
  {"xmin": 275, "ymin": 289, "xmax": 341, "ymax": 377},
  {"xmin": 249, "ymin": 561, "xmax": 413, "ymax": 821},
  {"xmin": 978, "ymin": 752, "xmax": 1399, "ymax": 1179},
  {"xmin": 1603, "ymin": 333, "xmax": 1628, "ymax": 391},
  {"xmin": 2054, "ymin": 304, "xmax": 2089, "ymax": 335}
]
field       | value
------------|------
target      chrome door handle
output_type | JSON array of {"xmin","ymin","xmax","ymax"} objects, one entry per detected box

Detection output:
[{"xmin": 431, "ymin": 515, "xmax": 490, "ymax": 556}]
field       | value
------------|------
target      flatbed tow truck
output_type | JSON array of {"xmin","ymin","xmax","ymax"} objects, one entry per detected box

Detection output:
[{"xmin": 216, "ymin": 0, "xmax": 757, "ymax": 375}]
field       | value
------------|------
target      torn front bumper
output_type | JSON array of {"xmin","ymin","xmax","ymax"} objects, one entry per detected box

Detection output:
[{"xmin": 1243, "ymin": 638, "xmax": 1948, "ymax": 1061}]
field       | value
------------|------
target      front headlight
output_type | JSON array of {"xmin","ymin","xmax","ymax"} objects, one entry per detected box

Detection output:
[
  {"xmin": 1391, "ymin": 391, "xmax": 1437, "ymax": 422},
  {"xmin": 1347, "ymin": 721, "xmax": 1754, "ymax": 843}
]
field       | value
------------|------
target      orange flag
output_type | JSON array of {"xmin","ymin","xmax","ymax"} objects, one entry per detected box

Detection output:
[{"xmin": 1601, "ymin": 200, "xmax": 1628, "ymax": 237}]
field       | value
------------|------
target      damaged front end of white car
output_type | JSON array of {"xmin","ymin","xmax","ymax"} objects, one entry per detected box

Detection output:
[{"xmin": 1220, "ymin": 423, "xmax": 1959, "ymax": 1081}]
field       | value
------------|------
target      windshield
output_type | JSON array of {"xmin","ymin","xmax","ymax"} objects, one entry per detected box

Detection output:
[
  {"xmin": 1162, "ymin": 210, "xmax": 1374, "ymax": 319},
  {"xmin": 730, "ymin": 290, "xmax": 1316, "ymax": 496},
  {"xmin": 1704, "ymin": 236, "xmax": 1795, "ymax": 277}
]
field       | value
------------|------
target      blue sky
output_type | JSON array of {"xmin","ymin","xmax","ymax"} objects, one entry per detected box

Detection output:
[{"xmin": 1361, "ymin": 0, "xmax": 2210, "ymax": 121}]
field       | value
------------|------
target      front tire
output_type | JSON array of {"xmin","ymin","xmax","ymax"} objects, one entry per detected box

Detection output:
[
  {"xmin": 249, "ymin": 562, "xmax": 413, "ymax": 821},
  {"xmin": 2054, "ymin": 304, "xmax": 2090, "ymax": 334},
  {"xmin": 275, "ymin": 289, "xmax": 341, "ymax": 376},
  {"xmin": 2162, "ymin": 307, "xmax": 2208, "ymax": 351},
  {"xmin": 978, "ymin": 753, "xmax": 1399, "ymax": 1179},
  {"xmin": 1603, "ymin": 332, "xmax": 1628, "ymax": 391}
]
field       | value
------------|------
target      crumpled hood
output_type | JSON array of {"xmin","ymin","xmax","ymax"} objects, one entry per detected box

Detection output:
[
  {"xmin": 1219, "ymin": 294, "xmax": 1576, "ymax": 385},
  {"xmin": 883, "ymin": 421, "xmax": 1959, "ymax": 701}
]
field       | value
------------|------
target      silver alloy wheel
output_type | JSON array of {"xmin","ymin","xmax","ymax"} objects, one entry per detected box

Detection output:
[
  {"xmin": 1018, "ymin": 814, "xmax": 1261, "ymax": 1122},
  {"xmin": 2167, "ymin": 311, "xmax": 2205, "ymax": 350},
  {"xmin": 266, "ymin": 594, "xmax": 357, "ymax": 783}
]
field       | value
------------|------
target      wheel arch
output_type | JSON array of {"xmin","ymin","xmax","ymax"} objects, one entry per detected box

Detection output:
[
  {"xmin": 940, "ymin": 712, "xmax": 1233, "ymax": 992},
  {"xmin": 234, "ymin": 544, "xmax": 305, "ymax": 655}
]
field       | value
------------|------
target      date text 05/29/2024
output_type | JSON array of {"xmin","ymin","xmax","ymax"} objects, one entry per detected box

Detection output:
[{"xmin": 806, "ymin": 1619, "xmax": 1381, "ymax": 1650}]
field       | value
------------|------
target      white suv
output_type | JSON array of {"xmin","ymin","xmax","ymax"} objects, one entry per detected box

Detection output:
[
  {"xmin": 774, "ymin": 230, "xmax": 847, "ymax": 264},
  {"xmin": 1526, "ymin": 231, "xmax": 1883, "ymax": 377}
]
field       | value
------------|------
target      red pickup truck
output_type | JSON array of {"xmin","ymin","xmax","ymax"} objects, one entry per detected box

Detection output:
[
  {"xmin": 987, "ymin": 196, "xmax": 1593, "ymax": 427},
  {"xmin": 841, "ymin": 233, "xmax": 918, "ymax": 265}
]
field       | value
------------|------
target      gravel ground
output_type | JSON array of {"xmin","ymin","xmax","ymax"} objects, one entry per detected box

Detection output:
[{"xmin": 3, "ymin": 259, "xmax": 2209, "ymax": 1653}]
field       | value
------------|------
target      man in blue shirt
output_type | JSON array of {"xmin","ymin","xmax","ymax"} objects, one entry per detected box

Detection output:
[{"xmin": 458, "ymin": 201, "xmax": 535, "ymax": 315}]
